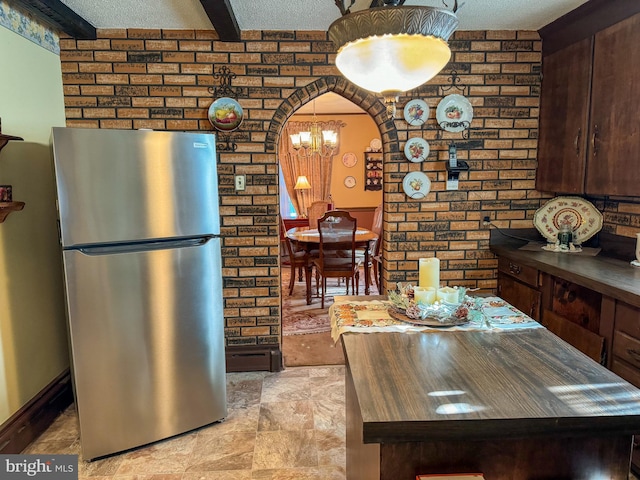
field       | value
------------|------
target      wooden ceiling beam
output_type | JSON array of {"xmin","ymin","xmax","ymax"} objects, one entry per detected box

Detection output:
[
  {"xmin": 199, "ymin": 0, "xmax": 241, "ymax": 42},
  {"xmin": 8, "ymin": 0, "xmax": 96, "ymax": 39}
]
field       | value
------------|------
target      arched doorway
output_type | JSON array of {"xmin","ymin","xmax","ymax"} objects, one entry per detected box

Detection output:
[{"xmin": 270, "ymin": 77, "xmax": 399, "ymax": 362}]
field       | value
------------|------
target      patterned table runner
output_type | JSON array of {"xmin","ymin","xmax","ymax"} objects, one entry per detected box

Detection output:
[{"xmin": 329, "ymin": 296, "xmax": 541, "ymax": 342}]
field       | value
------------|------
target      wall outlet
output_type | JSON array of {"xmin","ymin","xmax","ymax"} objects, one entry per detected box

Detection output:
[{"xmin": 234, "ymin": 174, "xmax": 246, "ymax": 191}]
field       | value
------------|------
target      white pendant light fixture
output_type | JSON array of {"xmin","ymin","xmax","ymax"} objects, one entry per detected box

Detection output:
[
  {"xmin": 329, "ymin": 0, "xmax": 459, "ymax": 118},
  {"xmin": 290, "ymin": 100, "xmax": 338, "ymax": 155}
]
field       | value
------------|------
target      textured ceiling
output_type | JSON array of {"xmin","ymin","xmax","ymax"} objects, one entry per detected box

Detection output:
[{"xmin": 59, "ymin": 0, "xmax": 589, "ymax": 32}]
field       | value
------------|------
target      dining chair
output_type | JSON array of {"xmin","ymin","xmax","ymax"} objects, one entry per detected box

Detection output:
[
  {"xmin": 281, "ymin": 217, "xmax": 315, "ymax": 296},
  {"xmin": 308, "ymin": 200, "xmax": 330, "ymax": 229},
  {"xmin": 355, "ymin": 204, "xmax": 382, "ymax": 292},
  {"xmin": 313, "ymin": 210, "xmax": 362, "ymax": 308},
  {"xmin": 370, "ymin": 204, "xmax": 383, "ymax": 292}
]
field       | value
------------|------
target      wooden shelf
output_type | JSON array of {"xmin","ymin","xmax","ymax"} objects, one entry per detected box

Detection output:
[
  {"xmin": 0, "ymin": 202, "xmax": 25, "ymax": 223},
  {"xmin": 0, "ymin": 134, "xmax": 23, "ymax": 154},
  {"xmin": 364, "ymin": 152, "xmax": 383, "ymax": 191},
  {"xmin": 0, "ymin": 132, "xmax": 26, "ymax": 222}
]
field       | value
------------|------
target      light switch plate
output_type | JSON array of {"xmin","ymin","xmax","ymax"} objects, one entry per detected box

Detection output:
[{"xmin": 235, "ymin": 174, "xmax": 246, "ymax": 191}]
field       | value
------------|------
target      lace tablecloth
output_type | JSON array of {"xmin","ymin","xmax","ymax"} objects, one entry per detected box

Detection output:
[{"xmin": 329, "ymin": 296, "xmax": 542, "ymax": 342}]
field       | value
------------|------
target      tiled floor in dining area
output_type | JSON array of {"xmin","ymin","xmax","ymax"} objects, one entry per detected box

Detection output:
[{"xmin": 24, "ymin": 366, "xmax": 347, "ymax": 480}]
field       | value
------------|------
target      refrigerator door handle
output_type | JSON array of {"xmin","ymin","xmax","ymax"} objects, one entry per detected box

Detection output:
[{"xmin": 76, "ymin": 236, "xmax": 212, "ymax": 255}]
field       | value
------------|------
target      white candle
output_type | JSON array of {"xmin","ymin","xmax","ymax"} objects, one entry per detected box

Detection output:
[
  {"xmin": 414, "ymin": 287, "xmax": 436, "ymax": 306},
  {"xmin": 419, "ymin": 258, "xmax": 440, "ymax": 290},
  {"xmin": 437, "ymin": 286, "xmax": 459, "ymax": 304}
]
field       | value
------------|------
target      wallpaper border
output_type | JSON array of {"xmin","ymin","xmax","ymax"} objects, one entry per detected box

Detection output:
[{"xmin": 0, "ymin": 1, "xmax": 60, "ymax": 55}]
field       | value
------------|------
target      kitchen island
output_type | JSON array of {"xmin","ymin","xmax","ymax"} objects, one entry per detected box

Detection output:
[{"xmin": 339, "ymin": 302, "xmax": 640, "ymax": 479}]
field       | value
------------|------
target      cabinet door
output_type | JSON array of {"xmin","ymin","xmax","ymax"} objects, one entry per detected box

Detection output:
[
  {"xmin": 536, "ymin": 37, "xmax": 592, "ymax": 194},
  {"xmin": 586, "ymin": 13, "xmax": 640, "ymax": 196},
  {"xmin": 548, "ymin": 277, "xmax": 602, "ymax": 334},
  {"xmin": 497, "ymin": 272, "xmax": 541, "ymax": 321}
]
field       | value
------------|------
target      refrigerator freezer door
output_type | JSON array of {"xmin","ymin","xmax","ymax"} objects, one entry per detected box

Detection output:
[
  {"xmin": 63, "ymin": 238, "xmax": 226, "ymax": 460},
  {"xmin": 51, "ymin": 128, "xmax": 220, "ymax": 247}
]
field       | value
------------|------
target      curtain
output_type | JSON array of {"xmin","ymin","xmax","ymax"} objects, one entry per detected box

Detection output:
[{"xmin": 278, "ymin": 120, "xmax": 345, "ymax": 217}]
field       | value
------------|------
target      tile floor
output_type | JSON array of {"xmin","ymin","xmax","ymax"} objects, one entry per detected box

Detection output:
[
  {"xmin": 22, "ymin": 363, "xmax": 640, "ymax": 480},
  {"xmin": 24, "ymin": 366, "xmax": 346, "ymax": 480}
]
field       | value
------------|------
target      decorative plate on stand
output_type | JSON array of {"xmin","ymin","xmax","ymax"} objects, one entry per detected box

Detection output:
[
  {"xmin": 403, "ymin": 99, "xmax": 429, "ymax": 126},
  {"xmin": 402, "ymin": 171, "xmax": 431, "ymax": 199},
  {"xmin": 404, "ymin": 137, "xmax": 430, "ymax": 163},
  {"xmin": 208, "ymin": 97, "xmax": 243, "ymax": 132},
  {"xmin": 533, "ymin": 196, "xmax": 603, "ymax": 244},
  {"xmin": 436, "ymin": 94, "xmax": 473, "ymax": 133}
]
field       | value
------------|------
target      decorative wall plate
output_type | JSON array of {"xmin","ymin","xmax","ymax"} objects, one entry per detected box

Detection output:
[
  {"xmin": 342, "ymin": 152, "xmax": 357, "ymax": 167},
  {"xmin": 403, "ymin": 99, "xmax": 429, "ymax": 126},
  {"xmin": 533, "ymin": 196, "xmax": 603, "ymax": 244},
  {"xmin": 402, "ymin": 171, "xmax": 431, "ymax": 199},
  {"xmin": 208, "ymin": 97, "xmax": 243, "ymax": 132},
  {"xmin": 436, "ymin": 94, "xmax": 473, "ymax": 133},
  {"xmin": 404, "ymin": 137, "xmax": 430, "ymax": 163},
  {"xmin": 344, "ymin": 176, "xmax": 356, "ymax": 188},
  {"xmin": 369, "ymin": 138, "xmax": 382, "ymax": 151}
]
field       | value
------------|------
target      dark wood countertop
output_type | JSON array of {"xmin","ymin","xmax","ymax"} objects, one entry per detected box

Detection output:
[
  {"xmin": 489, "ymin": 230, "xmax": 640, "ymax": 308},
  {"xmin": 342, "ymin": 329, "xmax": 640, "ymax": 444}
]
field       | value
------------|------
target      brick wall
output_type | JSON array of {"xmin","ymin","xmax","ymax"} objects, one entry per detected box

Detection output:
[
  {"xmin": 59, "ymin": 27, "xmax": 548, "ymax": 347},
  {"xmin": 596, "ymin": 200, "xmax": 640, "ymax": 238}
]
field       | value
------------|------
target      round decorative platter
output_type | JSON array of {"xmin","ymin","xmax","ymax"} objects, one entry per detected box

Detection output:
[
  {"xmin": 369, "ymin": 138, "xmax": 382, "ymax": 151},
  {"xmin": 403, "ymin": 99, "xmax": 429, "ymax": 126},
  {"xmin": 388, "ymin": 307, "xmax": 469, "ymax": 327},
  {"xmin": 436, "ymin": 94, "xmax": 473, "ymax": 133},
  {"xmin": 402, "ymin": 171, "xmax": 431, "ymax": 199},
  {"xmin": 533, "ymin": 196, "xmax": 603, "ymax": 244},
  {"xmin": 404, "ymin": 137, "xmax": 430, "ymax": 163},
  {"xmin": 208, "ymin": 97, "xmax": 243, "ymax": 132},
  {"xmin": 342, "ymin": 152, "xmax": 357, "ymax": 167},
  {"xmin": 344, "ymin": 176, "xmax": 356, "ymax": 188}
]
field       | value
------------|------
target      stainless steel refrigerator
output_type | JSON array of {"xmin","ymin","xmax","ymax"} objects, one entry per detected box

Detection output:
[{"xmin": 50, "ymin": 127, "xmax": 227, "ymax": 460}]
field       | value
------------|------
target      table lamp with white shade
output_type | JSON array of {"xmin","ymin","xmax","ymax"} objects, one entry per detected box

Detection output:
[{"xmin": 294, "ymin": 175, "xmax": 311, "ymax": 218}]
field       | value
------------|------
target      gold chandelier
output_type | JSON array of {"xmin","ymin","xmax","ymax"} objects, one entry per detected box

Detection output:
[
  {"xmin": 290, "ymin": 100, "xmax": 338, "ymax": 155},
  {"xmin": 329, "ymin": 0, "xmax": 459, "ymax": 117}
]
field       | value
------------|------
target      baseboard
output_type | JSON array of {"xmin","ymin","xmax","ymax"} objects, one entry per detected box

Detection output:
[
  {"xmin": 226, "ymin": 345, "xmax": 283, "ymax": 372},
  {"xmin": 0, "ymin": 369, "xmax": 74, "ymax": 454}
]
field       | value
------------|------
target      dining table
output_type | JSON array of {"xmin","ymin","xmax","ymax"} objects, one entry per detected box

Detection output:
[{"xmin": 286, "ymin": 226, "xmax": 378, "ymax": 305}]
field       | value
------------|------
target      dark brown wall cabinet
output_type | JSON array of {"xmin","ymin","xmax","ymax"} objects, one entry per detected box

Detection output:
[{"xmin": 537, "ymin": 12, "xmax": 640, "ymax": 196}]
